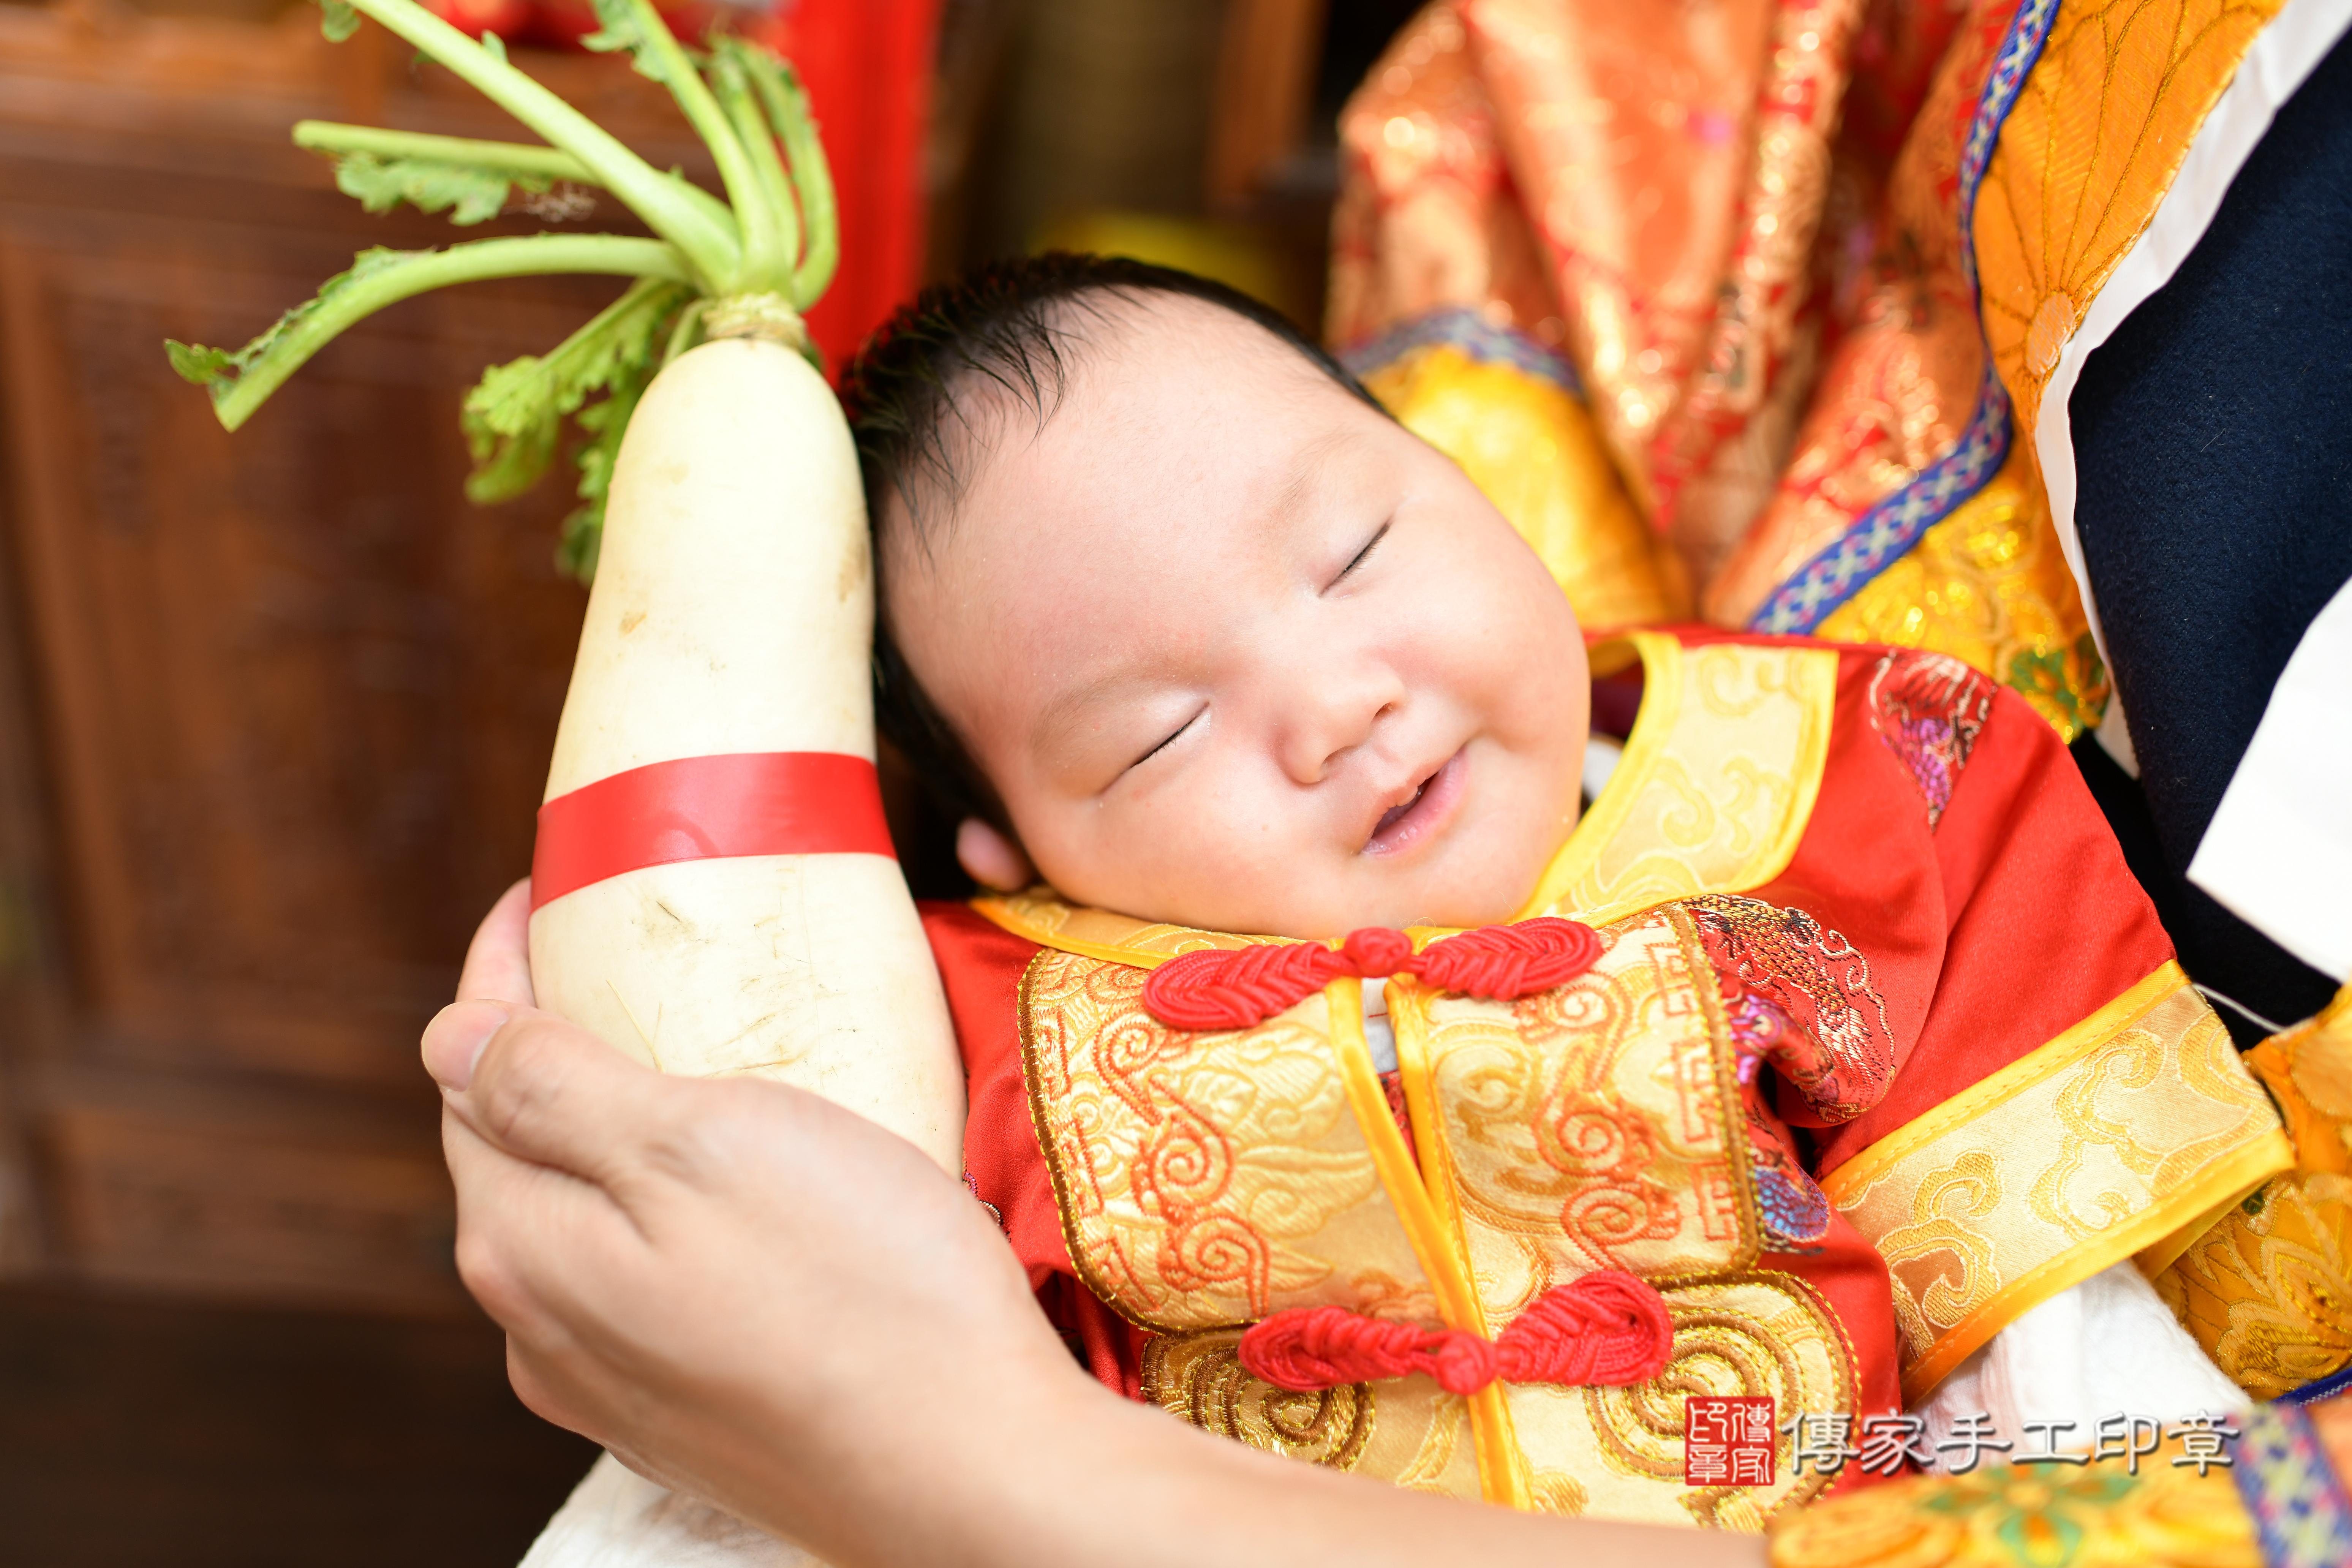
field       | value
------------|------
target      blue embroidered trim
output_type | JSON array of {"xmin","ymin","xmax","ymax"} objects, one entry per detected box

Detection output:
[
  {"xmin": 1336, "ymin": 306, "xmax": 1582, "ymax": 393},
  {"xmin": 1750, "ymin": 0, "xmax": 2060, "ymax": 635},
  {"xmin": 2283, "ymin": 1364, "xmax": 2352, "ymax": 1408},
  {"xmin": 2234, "ymin": 1401, "xmax": 2352, "ymax": 1568}
]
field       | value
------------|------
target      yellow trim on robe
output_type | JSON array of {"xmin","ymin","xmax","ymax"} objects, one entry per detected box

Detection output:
[
  {"xmin": 1015, "ymin": 899, "xmax": 1866, "ymax": 1524},
  {"xmin": 1819, "ymin": 962, "xmax": 2295, "ymax": 1402},
  {"xmin": 1515, "ymin": 633, "xmax": 1838, "ymax": 928},
  {"xmin": 1378, "ymin": 979, "xmax": 1532, "ymax": 1508},
  {"xmin": 1015, "ymin": 951, "xmax": 1432, "ymax": 1333},
  {"xmin": 1328, "ymin": 980, "xmax": 1459, "ymax": 1311},
  {"xmin": 2156, "ymin": 979, "xmax": 2352, "ymax": 1400},
  {"xmin": 1326, "ymin": 981, "xmax": 1529, "ymax": 1509}
]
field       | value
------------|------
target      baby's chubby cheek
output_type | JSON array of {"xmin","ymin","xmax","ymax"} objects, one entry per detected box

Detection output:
[{"xmin": 1053, "ymin": 779, "xmax": 1300, "ymax": 920}]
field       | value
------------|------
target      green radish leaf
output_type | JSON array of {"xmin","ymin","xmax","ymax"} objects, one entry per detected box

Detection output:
[
  {"xmin": 554, "ymin": 504, "xmax": 602, "ymax": 582},
  {"xmin": 161, "ymin": 247, "xmax": 417, "ymax": 408},
  {"xmin": 332, "ymin": 150, "xmax": 545, "ymax": 226},
  {"xmin": 481, "ymin": 30, "xmax": 508, "ymax": 63},
  {"xmin": 582, "ymin": 0, "xmax": 668, "ymax": 86},
  {"xmin": 164, "ymin": 340, "xmax": 238, "ymax": 385},
  {"xmin": 460, "ymin": 276, "xmax": 687, "ymax": 509},
  {"xmin": 319, "ymin": 0, "xmax": 359, "ymax": 42},
  {"xmin": 556, "ymin": 355, "xmax": 655, "ymax": 584}
]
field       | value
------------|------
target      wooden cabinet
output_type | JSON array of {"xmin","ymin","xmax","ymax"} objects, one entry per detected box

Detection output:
[{"xmin": 0, "ymin": 0, "xmax": 709, "ymax": 1310}]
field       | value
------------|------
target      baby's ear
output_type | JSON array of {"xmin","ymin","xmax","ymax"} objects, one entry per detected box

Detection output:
[{"xmin": 955, "ymin": 817, "xmax": 1036, "ymax": 893}]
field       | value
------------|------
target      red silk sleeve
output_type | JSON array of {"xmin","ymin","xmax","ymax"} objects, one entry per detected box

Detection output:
[
  {"xmin": 1768, "ymin": 1209, "xmax": 1908, "ymax": 1489},
  {"xmin": 919, "ymin": 902, "xmax": 1146, "ymax": 1397},
  {"xmin": 917, "ymin": 903, "xmax": 1067, "ymax": 1283},
  {"xmin": 1789, "ymin": 658, "xmax": 2176, "ymax": 1178}
]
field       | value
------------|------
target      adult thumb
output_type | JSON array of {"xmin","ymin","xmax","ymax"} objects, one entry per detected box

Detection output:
[{"xmin": 434, "ymin": 1004, "xmax": 669, "ymax": 1188}]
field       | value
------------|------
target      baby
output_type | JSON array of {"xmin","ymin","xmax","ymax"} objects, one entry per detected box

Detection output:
[
  {"xmin": 831, "ymin": 253, "xmax": 2278, "ymax": 1524},
  {"xmin": 859, "ymin": 257, "xmax": 1586, "ymax": 939}
]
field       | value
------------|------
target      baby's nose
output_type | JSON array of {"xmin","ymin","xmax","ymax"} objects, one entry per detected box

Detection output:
[{"xmin": 1278, "ymin": 673, "xmax": 1403, "ymax": 785}]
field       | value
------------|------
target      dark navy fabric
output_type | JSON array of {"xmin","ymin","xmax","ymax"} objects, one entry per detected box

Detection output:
[{"xmin": 2066, "ymin": 24, "xmax": 2352, "ymax": 1043}]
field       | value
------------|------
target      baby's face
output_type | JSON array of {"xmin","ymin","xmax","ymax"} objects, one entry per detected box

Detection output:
[{"xmin": 885, "ymin": 295, "xmax": 1589, "ymax": 938}]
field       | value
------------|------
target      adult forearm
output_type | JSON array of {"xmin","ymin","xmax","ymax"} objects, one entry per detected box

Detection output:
[{"xmin": 761, "ymin": 1358, "xmax": 1764, "ymax": 1568}]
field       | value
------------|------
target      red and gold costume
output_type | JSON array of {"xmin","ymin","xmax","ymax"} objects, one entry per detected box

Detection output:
[
  {"xmin": 1319, "ymin": 0, "xmax": 2352, "ymax": 1446},
  {"xmin": 914, "ymin": 628, "xmax": 2290, "ymax": 1530},
  {"xmin": 1325, "ymin": 0, "xmax": 2327, "ymax": 744}
]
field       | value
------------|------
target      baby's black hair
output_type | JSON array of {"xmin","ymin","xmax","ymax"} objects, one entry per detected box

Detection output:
[{"xmin": 839, "ymin": 251, "xmax": 1380, "ymax": 828}]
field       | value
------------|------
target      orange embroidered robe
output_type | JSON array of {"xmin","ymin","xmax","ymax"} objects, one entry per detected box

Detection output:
[{"xmin": 917, "ymin": 629, "xmax": 2290, "ymax": 1530}]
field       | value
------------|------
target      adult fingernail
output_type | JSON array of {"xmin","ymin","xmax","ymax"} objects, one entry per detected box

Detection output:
[{"xmin": 424, "ymin": 1001, "xmax": 509, "ymax": 1090}]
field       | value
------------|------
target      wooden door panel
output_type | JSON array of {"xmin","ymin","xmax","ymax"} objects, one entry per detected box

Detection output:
[
  {"xmin": 0, "ymin": 4, "xmax": 716, "ymax": 1302},
  {"xmin": 2, "ymin": 232, "xmax": 593, "ymax": 1090},
  {"xmin": 40, "ymin": 1093, "xmax": 464, "ymax": 1311}
]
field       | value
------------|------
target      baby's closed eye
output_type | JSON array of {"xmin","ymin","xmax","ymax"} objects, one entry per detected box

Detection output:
[
  {"xmin": 1129, "ymin": 708, "xmax": 1204, "ymax": 774},
  {"xmin": 1326, "ymin": 521, "xmax": 1391, "ymax": 590}
]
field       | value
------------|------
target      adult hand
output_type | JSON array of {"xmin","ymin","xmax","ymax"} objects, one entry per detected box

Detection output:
[
  {"xmin": 426, "ymin": 881, "xmax": 1091, "ymax": 1563},
  {"xmin": 427, "ymin": 883, "xmax": 1762, "ymax": 1568}
]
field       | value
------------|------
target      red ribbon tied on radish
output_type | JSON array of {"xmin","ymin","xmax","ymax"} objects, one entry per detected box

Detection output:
[
  {"xmin": 1238, "ymin": 1270, "xmax": 1672, "ymax": 1395},
  {"xmin": 1141, "ymin": 916, "xmax": 1601, "ymax": 1031},
  {"xmin": 531, "ymin": 751, "xmax": 895, "ymax": 910}
]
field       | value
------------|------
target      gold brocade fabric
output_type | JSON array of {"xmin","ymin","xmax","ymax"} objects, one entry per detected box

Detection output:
[
  {"xmin": 1513, "ymin": 1270, "xmax": 1854, "ymax": 1528},
  {"xmin": 989, "ymin": 641, "xmax": 1859, "ymax": 1525},
  {"xmin": 1328, "ymin": 0, "xmax": 1850, "ymax": 534},
  {"xmin": 1516, "ymin": 636, "xmax": 1836, "ymax": 926},
  {"xmin": 1354, "ymin": 340, "xmax": 1688, "ymax": 631},
  {"xmin": 1819, "ymin": 964, "xmax": 2295, "ymax": 1402},
  {"xmin": 1017, "ymin": 954, "xmax": 1429, "ymax": 1331},
  {"xmin": 1766, "ymin": 1462, "xmax": 2262, "ymax": 1568},
  {"xmin": 1327, "ymin": 0, "xmax": 2291, "ymax": 740},
  {"xmin": 1707, "ymin": 0, "xmax": 2019, "ymax": 629},
  {"xmin": 975, "ymin": 632, "xmax": 1838, "ymax": 961},
  {"xmin": 2155, "ymin": 985, "xmax": 2352, "ymax": 1399},
  {"xmin": 1140, "ymin": 1329, "xmax": 1485, "ymax": 1494},
  {"xmin": 1815, "ymin": 446, "xmax": 2109, "ymax": 742},
  {"xmin": 989, "ymin": 627, "xmax": 2295, "ymax": 1522},
  {"xmin": 1016, "ymin": 898, "xmax": 1857, "ymax": 1524},
  {"xmin": 1395, "ymin": 907, "xmax": 1759, "ymax": 1302}
]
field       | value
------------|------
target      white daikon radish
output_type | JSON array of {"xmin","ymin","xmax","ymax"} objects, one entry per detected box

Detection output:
[
  {"xmin": 528, "ymin": 332, "xmax": 963, "ymax": 1167},
  {"xmin": 168, "ymin": 0, "xmax": 966, "ymax": 1173}
]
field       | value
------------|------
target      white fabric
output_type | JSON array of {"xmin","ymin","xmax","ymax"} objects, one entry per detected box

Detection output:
[
  {"xmin": 2092, "ymin": 695, "xmax": 2139, "ymax": 779},
  {"xmin": 1914, "ymin": 1262, "xmax": 2245, "ymax": 1451},
  {"xmin": 2034, "ymin": 0, "xmax": 2352, "ymax": 664},
  {"xmin": 1582, "ymin": 734, "xmax": 1625, "ymax": 804},
  {"xmin": 2189, "ymin": 575, "xmax": 2352, "ymax": 981},
  {"xmin": 1362, "ymin": 977, "xmax": 1399, "ymax": 1075},
  {"xmin": 521, "ymin": 1453, "xmax": 818, "ymax": 1568}
]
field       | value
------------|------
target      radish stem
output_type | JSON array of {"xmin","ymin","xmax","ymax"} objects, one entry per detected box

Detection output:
[
  {"xmin": 582, "ymin": 0, "xmax": 776, "ymax": 293},
  {"xmin": 294, "ymin": 122, "xmax": 592, "ymax": 181},
  {"xmin": 464, "ymin": 275, "xmax": 690, "ymax": 503},
  {"xmin": 291, "ymin": 121, "xmax": 740, "ymax": 238},
  {"xmin": 195, "ymin": 234, "xmax": 691, "ymax": 430},
  {"xmin": 337, "ymin": 0, "xmax": 741, "ymax": 286},
  {"xmin": 738, "ymin": 53, "xmax": 836, "ymax": 309},
  {"xmin": 662, "ymin": 298, "xmax": 708, "ymax": 364},
  {"xmin": 707, "ymin": 52, "xmax": 797, "ymax": 290}
]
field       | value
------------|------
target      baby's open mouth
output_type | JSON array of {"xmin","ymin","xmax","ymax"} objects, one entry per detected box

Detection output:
[
  {"xmin": 1372, "ymin": 787, "xmax": 1425, "ymax": 839},
  {"xmin": 1365, "ymin": 747, "xmax": 1468, "ymax": 855}
]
